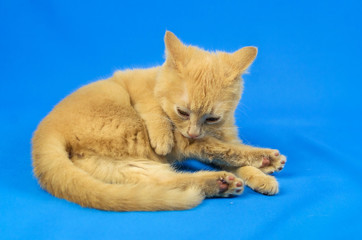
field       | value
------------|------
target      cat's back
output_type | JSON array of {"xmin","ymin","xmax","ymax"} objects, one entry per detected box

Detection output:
[
  {"xmin": 39, "ymin": 79, "xmax": 129, "ymax": 129},
  {"xmin": 41, "ymin": 67, "xmax": 160, "ymax": 127}
]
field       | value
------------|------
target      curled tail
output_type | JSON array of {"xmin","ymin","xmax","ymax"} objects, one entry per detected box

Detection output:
[{"xmin": 32, "ymin": 130, "xmax": 203, "ymax": 211}]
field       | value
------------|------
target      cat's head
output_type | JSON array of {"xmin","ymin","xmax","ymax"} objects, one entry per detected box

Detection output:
[{"xmin": 155, "ymin": 31, "xmax": 257, "ymax": 140}]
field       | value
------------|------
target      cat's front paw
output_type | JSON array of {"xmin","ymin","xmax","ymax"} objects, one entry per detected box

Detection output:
[
  {"xmin": 245, "ymin": 173, "xmax": 279, "ymax": 195},
  {"xmin": 149, "ymin": 130, "xmax": 174, "ymax": 156},
  {"xmin": 247, "ymin": 149, "xmax": 286, "ymax": 174},
  {"xmin": 259, "ymin": 150, "xmax": 287, "ymax": 174}
]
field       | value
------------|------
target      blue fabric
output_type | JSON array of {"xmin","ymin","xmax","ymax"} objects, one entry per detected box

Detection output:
[{"xmin": 1, "ymin": 0, "xmax": 361, "ymax": 239}]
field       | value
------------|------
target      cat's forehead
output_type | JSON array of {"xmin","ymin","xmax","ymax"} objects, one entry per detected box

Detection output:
[
  {"xmin": 182, "ymin": 83, "xmax": 231, "ymax": 115},
  {"xmin": 186, "ymin": 67, "xmax": 226, "ymax": 110},
  {"xmin": 175, "ymin": 52, "xmax": 239, "ymax": 114},
  {"xmin": 185, "ymin": 54, "xmax": 224, "ymax": 80}
]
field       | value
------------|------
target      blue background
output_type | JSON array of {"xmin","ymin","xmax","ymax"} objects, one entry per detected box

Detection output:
[{"xmin": 1, "ymin": 0, "xmax": 362, "ymax": 239}]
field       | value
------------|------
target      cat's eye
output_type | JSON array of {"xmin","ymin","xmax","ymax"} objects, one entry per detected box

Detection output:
[
  {"xmin": 205, "ymin": 116, "xmax": 221, "ymax": 124},
  {"xmin": 176, "ymin": 107, "xmax": 190, "ymax": 118}
]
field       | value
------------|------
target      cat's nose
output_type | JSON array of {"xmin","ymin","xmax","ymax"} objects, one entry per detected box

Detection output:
[{"xmin": 187, "ymin": 132, "xmax": 200, "ymax": 139}]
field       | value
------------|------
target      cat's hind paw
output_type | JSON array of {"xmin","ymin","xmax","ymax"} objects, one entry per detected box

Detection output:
[
  {"xmin": 196, "ymin": 172, "xmax": 244, "ymax": 198},
  {"xmin": 216, "ymin": 174, "xmax": 244, "ymax": 197}
]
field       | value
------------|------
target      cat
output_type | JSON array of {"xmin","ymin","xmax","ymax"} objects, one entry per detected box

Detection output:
[{"xmin": 32, "ymin": 31, "xmax": 286, "ymax": 211}]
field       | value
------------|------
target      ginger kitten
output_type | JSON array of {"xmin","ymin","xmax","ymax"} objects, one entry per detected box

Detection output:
[{"xmin": 32, "ymin": 31, "xmax": 286, "ymax": 211}]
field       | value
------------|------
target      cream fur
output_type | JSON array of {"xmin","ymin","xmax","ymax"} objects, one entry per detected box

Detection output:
[{"xmin": 32, "ymin": 31, "xmax": 286, "ymax": 211}]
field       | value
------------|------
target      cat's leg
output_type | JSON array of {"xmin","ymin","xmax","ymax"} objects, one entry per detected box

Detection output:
[
  {"xmin": 73, "ymin": 156, "xmax": 137, "ymax": 184},
  {"xmin": 73, "ymin": 157, "xmax": 244, "ymax": 198},
  {"xmin": 73, "ymin": 157, "xmax": 175, "ymax": 184},
  {"xmin": 164, "ymin": 171, "xmax": 245, "ymax": 198},
  {"xmin": 133, "ymin": 100, "xmax": 174, "ymax": 156},
  {"xmin": 184, "ymin": 137, "xmax": 286, "ymax": 174},
  {"xmin": 72, "ymin": 157, "xmax": 206, "ymax": 210}
]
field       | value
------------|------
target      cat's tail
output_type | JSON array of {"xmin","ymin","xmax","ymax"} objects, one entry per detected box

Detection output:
[{"xmin": 32, "ymin": 130, "xmax": 204, "ymax": 211}]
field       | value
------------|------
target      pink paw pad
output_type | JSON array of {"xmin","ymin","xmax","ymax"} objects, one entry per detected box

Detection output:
[
  {"xmin": 262, "ymin": 157, "xmax": 270, "ymax": 167},
  {"xmin": 281, "ymin": 160, "xmax": 286, "ymax": 164},
  {"xmin": 274, "ymin": 151, "xmax": 280, "ymax": 156},
  {"xmin": 217, "ymin": 178, "xmax": 229, "ymax": 193},
  {"xmin": 227, "ymin": 176, "xmax": 235, "ymax": 181},
  {"xmin": 236, "ymin": 182, "xmax": 243, "ymax": 187}
]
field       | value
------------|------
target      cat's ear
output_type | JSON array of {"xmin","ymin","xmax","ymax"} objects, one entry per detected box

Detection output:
[
  {"xmin": 224, "ymin": 47, "xmax": 258, "ymax": 80},
  {"xmin": 164, "ymin": 31, "xmax": 187, "ymax": 68},
  {"xmin": 231, "ymin": 47, "xmax": 258, "ymax": 72}
]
